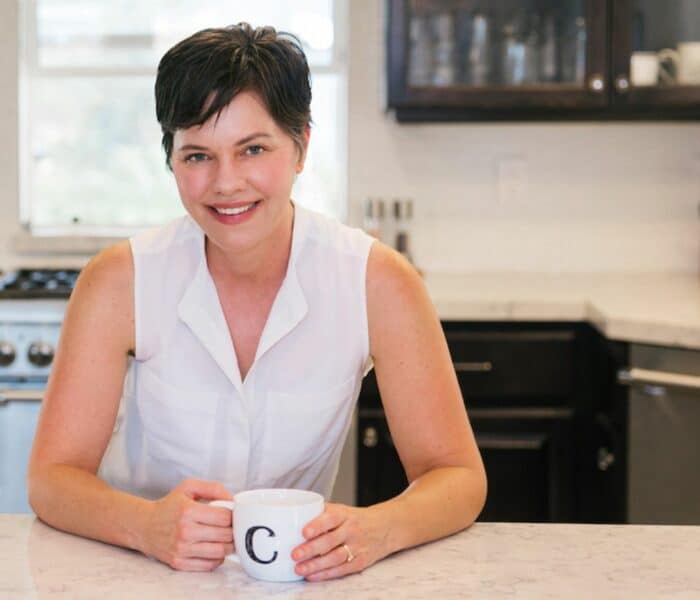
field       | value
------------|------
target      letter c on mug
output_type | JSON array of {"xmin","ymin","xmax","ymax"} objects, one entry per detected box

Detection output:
[{"xmin": 245, "ymin": 525, "xmax": 278, "ymax": 564}]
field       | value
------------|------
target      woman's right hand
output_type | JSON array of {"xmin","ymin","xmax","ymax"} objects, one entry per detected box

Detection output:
[{"xmin": 142, "ymin": 479, "xmax": 234, "ymax": 571}]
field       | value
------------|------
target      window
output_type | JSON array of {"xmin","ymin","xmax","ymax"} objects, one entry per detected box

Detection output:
[{"xmin": 19, "ymin": 0, "xmax": 346, "ymax": 236}]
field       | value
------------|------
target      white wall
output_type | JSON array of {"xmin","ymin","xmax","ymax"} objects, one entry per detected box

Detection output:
[
  {"xmin": 1, "ymin": 0, "xmax": 699, "ymax": 274},
  {"xmin": 348, "ymin": 0, "xmax": 700, "ymax": 273},
  {"xmin": 0, "ymin": 0, "xmax": 24, "ymax": 269}
]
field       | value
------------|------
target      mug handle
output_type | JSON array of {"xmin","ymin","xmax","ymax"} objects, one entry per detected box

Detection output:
[
  {"xmin": 658, "ymin": 48, "xmax": 679, "ymax": 85},
  {"xmin": 209, "ymin": 500, "xmax": 239, "ymax": 564}
]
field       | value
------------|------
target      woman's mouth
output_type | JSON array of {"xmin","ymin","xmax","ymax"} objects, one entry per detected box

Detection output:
[{"xmin": 208, "ymin": 200, "xmax": 261, "ymax": 223}]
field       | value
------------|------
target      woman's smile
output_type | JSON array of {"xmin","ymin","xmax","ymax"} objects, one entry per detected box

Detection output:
[{"xmin": 208, "ymin": 199, "xmax": 263, "ymax": 224}]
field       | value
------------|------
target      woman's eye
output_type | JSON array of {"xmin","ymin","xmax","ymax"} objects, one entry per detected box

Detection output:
[
  {"xmin": 185, "ymin": 153, "xmax": 209, "ymax": 163},
  {"xmin": 245, "ymin": 145, "xmax": 264, "ymax": 156}
]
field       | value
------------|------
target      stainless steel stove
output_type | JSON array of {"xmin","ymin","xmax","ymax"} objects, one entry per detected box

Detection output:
[{"xmin": 0, "ymin": 269, "xmax": 78, "ymax": 513}]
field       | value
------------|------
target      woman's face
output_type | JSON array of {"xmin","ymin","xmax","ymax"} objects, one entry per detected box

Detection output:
[{"xmin": 171, "ymin": 90, "xmax": 308, "ymax": 257}]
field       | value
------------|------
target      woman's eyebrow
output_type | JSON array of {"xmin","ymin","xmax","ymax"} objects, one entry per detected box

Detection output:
[
  {"xmin": 177, "ymin": 133, "xmax": 271, "ymax": 153},
  {"xmin": 235, "ymin": 132, "xmax": 272, "ymax": 146},
  {"xmin": 177, "ymin": 144, "xmax": 209, "ymax": 153}
]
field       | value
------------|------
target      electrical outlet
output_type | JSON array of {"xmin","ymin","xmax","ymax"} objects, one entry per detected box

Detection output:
[{"xmin": 498, "ymin": 156, "xmax": 528, "ymax": 203}]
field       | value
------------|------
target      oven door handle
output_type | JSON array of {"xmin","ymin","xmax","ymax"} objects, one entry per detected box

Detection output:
[
  {"xmin": 0, "ymin": 389, "xmax": 45, "ymax": 405},
  {"xmin": 617, "ymin": 368, "xmax": 700, "ymax": 392}
]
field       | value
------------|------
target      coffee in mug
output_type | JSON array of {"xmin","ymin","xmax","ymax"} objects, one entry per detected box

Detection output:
[{"xmin": 211, "ymin": 488, "xmax": 324, "ymax": 582}]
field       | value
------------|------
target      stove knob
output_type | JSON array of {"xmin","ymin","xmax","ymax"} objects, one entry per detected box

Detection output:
[
  {"xmin": 28, "ymin": 342, "xmax": 54, "ymax": 367},
  {"xmin": 0, "ymin": 342, "xmax": 16, "ymax": 366}
]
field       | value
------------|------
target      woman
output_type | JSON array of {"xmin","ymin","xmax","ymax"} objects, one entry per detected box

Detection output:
[{"xmin": 28, "ymin": 23, "xmax": 486, "ymax": 582}]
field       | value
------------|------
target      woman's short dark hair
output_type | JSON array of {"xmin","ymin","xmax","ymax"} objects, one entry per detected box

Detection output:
[{"xmin": 155, "ymin": 23, "xmax": 312, "ymax": 169}]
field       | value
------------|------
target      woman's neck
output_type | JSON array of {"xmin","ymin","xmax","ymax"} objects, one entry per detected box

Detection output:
[{"xmin": 205, "ymin": 201, "xmax": 295, "ymax": 288}]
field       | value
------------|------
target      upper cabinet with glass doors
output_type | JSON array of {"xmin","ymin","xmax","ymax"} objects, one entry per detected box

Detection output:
[
  {"xmin": 612, "ymin": 0, "xmax": 700, "ymax": 111},
  {"xmin": 387, "ymin": 0, "xmax": 700, "ymax": 120}
]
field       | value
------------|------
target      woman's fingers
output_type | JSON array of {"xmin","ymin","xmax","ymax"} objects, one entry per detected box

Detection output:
[
  {"xmin": 305, "ymin": 557, "xmax": 360, "ymax": 582},
  {"xmin": 293, "ymin": 524, "xmax": 346, "ymax": 563},
  {"xmin": 301, "ymin": 503, "xmax": 345, "ymax": 539},
  {"xmin": 188, "ymin": 522, "xmax": 234, "ymax": 543},
  {"xmin": 178, "ymin": 478, "xmax": 233, "ymax": 503},
  {"xmin": 185, "ymin": 541, "xmax": 234, "ymax": 560},
  {"xmin": 292, "ymin": 504, "xmax": 358, "ymax": 579},
  {"xmin": 148, "ymin": 481, "xmax": 235, "ymax": 572},
  {"xmin": 189, "ymin": 501, "xmax": 232, "ymax": 527},
  {"xmin": 295, "ymin": 543, "xmax": 353, "ymax": 579},
  {"xmin": 170, "ymin": 556, "xmax": 224, "ymax": 572}
]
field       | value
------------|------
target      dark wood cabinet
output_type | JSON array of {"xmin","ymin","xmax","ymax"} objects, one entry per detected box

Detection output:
[
  {"xmin": 357, "ymin": 411, "xmax": 408, "ymax": 507},
  {"xmin": 610, "ymin": 0, "xmax": 700, "ymax": 112},
  {"xmin": 357, "ymin": 321, "xmax": 624, "ymax": 523},
  {"xmin": 387, "ymin": 0, "xmax": 700, "ymax": 120},
  {"xmin": 472, "ymin": 408, "xmax": 575, "ymax": 522}
]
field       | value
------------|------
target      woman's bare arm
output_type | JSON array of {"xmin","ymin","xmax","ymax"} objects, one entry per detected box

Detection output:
[
  {"xmin": 27, "ymin": 241, "xmax": 150, "ymax": 548},
  {"xmin": 365, "ymin": 242, "xmax": 487, "ymax": 553},
  {"xmin": 290, "ymin": 243, "xmax": 487, "ymax": 581},
  {"xmin": 27, "ymin": 242, "xmax": 234, "ymax": 570}
]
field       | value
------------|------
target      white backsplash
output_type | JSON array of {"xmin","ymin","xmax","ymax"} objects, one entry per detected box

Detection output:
[{"xmin": 348, "ymin": 0, "xmax": 700, "ymax": 274}]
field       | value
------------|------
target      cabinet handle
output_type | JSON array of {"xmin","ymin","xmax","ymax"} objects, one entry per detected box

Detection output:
[
  {"xmin": 0, "ymin": 389, "xmax": 44, "ymax": 404},
  {"xmin": 594, "ymin": 413, "xmax": 619, "ymax": 472},
  {"xmin": 588, "ymin": 73, "xmax": 605, "ymax": 93},
  {"xmin": 454, "ymin": 361, "xmax": 492, "ymax": 373},
  {"xmin": 617, "ymin": 368, "xmax": 700, "ymax": 392},
  {"xmin": 476, "ymin": 435, "xmax": 546, "ymax": 450},
  {"xmin": 597, "ymin": 447, "xmax": 615, "ymax": 471},
  {"xmin": 362, "ymin": 427, "xmax": 378, "ymax": 448},
  {"xmin": 615, "ymin": 74, "xmax": 630, "ymax": 93}
]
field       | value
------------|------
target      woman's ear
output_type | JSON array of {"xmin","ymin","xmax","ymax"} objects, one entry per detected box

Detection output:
[{"xmin": 295, "ymin": 125, "xmax": 312, "ymax": 173}]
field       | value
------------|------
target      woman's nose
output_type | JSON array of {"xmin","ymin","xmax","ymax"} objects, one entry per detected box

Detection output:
[{"xmin": 213, "ymin": 157, "xmax": 246, "ymax": 196}]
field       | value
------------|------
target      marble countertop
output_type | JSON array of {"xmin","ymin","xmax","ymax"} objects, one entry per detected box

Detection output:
[
  {"xmin": 424, "ymin": 271, "xmax": 700, "ymax": 350},
  {"xmin": 2, "ymin": 516, "xmax": 699, "ymax": 599}
]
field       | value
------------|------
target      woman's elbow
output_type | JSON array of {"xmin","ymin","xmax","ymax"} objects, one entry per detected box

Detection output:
[
  {"xmin": 474, "ymin": 463, "xmax": 488, "ymax": 520},
  {"xmin": 26, "ymin": 462, "xmax": 47, "ymax": 516}
]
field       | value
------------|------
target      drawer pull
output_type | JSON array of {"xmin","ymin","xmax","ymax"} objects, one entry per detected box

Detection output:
[
  {"xmin": 454, "ymin": 361, "xmax": 493, "ymax": 373},
  {"xmin": 476, "ymin": 434, "xmax": 546, "ymax": 450}
]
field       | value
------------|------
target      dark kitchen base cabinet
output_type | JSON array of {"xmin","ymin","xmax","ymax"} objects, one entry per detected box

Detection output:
[
  {"xmin": 357, "ymin": 321, "xmax": 625, "ymax": 524},
  {"xmin": 472, "ymin": 409, "xmax": 574, "ymax": 523}
]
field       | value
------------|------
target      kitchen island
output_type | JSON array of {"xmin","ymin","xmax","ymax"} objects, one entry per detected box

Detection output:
[{"xmin": 2, "ymin": 516, "xmax": 698, "ymax": 599}]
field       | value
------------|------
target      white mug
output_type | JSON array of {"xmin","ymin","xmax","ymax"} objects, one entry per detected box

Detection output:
[
  {"xmin": 658, "ymin": 42, "xmax": 700, "ymax": 85},
  {"xmin": 211, "ymin": 488, "xmax": 324, "ymax": 582},
  {"xmin": 630, "ymin": 51, "xmax": 659, "ymax": 87}
]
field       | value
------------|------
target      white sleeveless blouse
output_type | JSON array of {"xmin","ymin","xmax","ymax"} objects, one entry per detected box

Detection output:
[{"xmin": 98, "ymin": 204, "xmax": 374, "ymax": 500}]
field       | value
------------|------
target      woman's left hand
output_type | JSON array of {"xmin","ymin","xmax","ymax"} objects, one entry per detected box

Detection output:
[{"xmin": 291, "ymin": 502, "xmax": 392, "ymax": 581}]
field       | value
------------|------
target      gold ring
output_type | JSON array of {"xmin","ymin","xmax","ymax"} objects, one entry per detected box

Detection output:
[{"xmin": 342, "ymin": 543, "xmax": 355, "ymax": 563}]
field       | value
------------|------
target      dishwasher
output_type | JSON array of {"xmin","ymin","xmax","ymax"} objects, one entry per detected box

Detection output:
[{"xmin": 618, "ymin": 343, "xmax": 700, "ymax": 525}]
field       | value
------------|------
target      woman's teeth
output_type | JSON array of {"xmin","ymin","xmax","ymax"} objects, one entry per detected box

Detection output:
[{"xmin": 214, "ymin": 201, "xmax": 258, "ymax": 215}]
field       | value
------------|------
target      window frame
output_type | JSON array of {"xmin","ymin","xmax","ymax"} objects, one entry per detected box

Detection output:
[{"xmin": 16, "ymin": 0, "xmax": 347, "ymax": 254}]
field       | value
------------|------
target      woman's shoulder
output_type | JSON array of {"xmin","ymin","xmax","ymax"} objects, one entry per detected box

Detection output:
[
  {"xmin": 78, "ymin": 215, "xmax": 196, "ymax": 290},
  {"xmin": 65, "ymin": 240, "xmax": 135, "ymax": 353},
  {"xmin": 300, "ymin": 205, "xmax": 374, "ymax": 260},
  {"xmin": 82, "ymin": 240, "xmax": 134, "ymax": 291},
  {"xmin": 366, "ymin": 241, "xmax": 422, "ymax": 296},
  {"xmin": 129, "ymin": 214, "xmax": 199, "ymax": 257}
]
